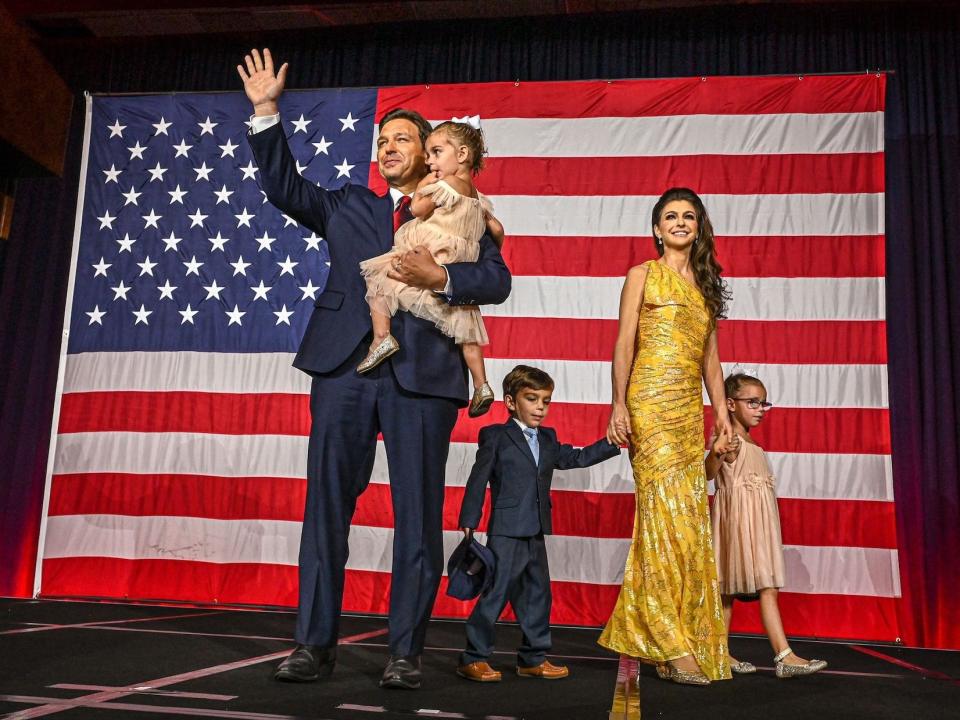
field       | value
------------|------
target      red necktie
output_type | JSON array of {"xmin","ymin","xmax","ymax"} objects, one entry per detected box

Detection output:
[{"xmin": 393, "ymin": 195, "xmax": 413, "ymax": 233}]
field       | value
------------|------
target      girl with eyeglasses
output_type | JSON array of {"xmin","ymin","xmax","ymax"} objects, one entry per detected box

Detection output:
[{"xmin": 705, "ymin": 372, "xmax": 827, "ymax": 679}]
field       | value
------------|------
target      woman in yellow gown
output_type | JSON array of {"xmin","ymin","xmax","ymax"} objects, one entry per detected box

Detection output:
[{"xmin": 599, "ymin": 188, "xmax": 733, "ymax": 685}]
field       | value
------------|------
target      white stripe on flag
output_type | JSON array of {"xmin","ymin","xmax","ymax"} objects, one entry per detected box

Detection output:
[
  {"xmin": 53, "ymin": 432, "xmax": 893, "ymax": 502},
  {"xmin": 64, "ymin": 351, "xmax": 308, "ymax": 395},
  {"xmin": 485, "ymin": 276, "xmax": 886, "ymax": 321},
  {"xmin": 64, "ymin": 353, "xmax": 887, "ymax": 408},
  {"xmin": 62, "ymin": 353, "xmax": 889, "ymax": 407},
  {"xmin": 372, "ymin": 112, "xmax": 885, "ymax": 158},
  {"xmin": 55, "ymin": 431, "xmax": 308, "ymax": 479},
  {"xmin": 429, "ymin": 442, "xmax": 895, "ymax": 502},
  {"xmin": 43, "ymin": 514, "xmax": 301, "ymax": 565},
  {"xmin": 489, "ymin": 193, "xmax": 884, "ymax": 237},
  {"xmin": 481, "ymin": 359, "xmax": 888, "ymax": 408},
  {"xmin": 41, "ymin": 516, "xmax": 900, "ymax": 598},
  {"xmin": 779, "ymin": 544, "xmax": 901, "ymax": 599}
]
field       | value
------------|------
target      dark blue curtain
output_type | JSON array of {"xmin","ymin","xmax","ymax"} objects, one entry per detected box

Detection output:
[
  {"xmin": 1, "ymin": 2, "xmax": 956, "ymax": 647},
  {"xmin": 883, "ymin": 36, "xmax": 960, "ymax": 649},
  {"xmin": 0, "ymin": 96, "xmax": 84, "ymax": 598}
]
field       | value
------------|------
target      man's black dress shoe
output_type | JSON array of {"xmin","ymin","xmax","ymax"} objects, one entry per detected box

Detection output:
[
  {"xmin": 379, "ymin": 655, "xmax": 422, "ymax": 689},
  {"xmin": 274, "ymin": 644, "xmax": 336, "ymax": 682}
]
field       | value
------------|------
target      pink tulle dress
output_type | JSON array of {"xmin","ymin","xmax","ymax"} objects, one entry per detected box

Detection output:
[
  {"xmin": 711, "ymin": 439, "xmax": 786, "ymax": 595},
  {"xmin": 359, "ymin": 179, "xmax": 491, "ymax": 345}
]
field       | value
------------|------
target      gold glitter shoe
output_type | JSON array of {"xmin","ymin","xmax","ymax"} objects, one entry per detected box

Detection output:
[
  {"xmin": 730, "ymin": 659, "xmax": 757, "ymax": 674},
  {"xmin": 774, "ymin": 647, "xmax": 827, "ymax": 678},
  {"xmin": 357, "ymin": 334, "xmax": 399, "ymax": 374},
  {"xmin": 468, "ymin": 382, "xmax": 495, "ymax": 417},
  {"xmin": 667, "ymin": 665, "xmax": 710, "ymax": 686},
  {"xmin": 657, "ymin": 661, "xmax": 710, "ymax": 685}
]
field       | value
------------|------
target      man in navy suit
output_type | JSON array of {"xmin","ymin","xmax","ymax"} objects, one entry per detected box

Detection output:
[
  {"xmin": 456, "ymin": 365, "xmax": 620, "ymax": 682},
  {"xmin": 238, "ymin": 49, "xmax": 511, "ymax": 689}
]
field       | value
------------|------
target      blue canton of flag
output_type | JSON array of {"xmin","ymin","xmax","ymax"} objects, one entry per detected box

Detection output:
[{"xmin": 69, "ymin": 89, "xmax": 377, "ymax": 353}]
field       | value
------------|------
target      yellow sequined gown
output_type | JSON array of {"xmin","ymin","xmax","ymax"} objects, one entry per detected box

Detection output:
[{"xmin": 598, "ymin": 260, "xmax": 731, "ymax": 681}]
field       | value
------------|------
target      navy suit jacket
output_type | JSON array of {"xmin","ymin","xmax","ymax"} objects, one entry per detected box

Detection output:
[
  {"xmin": 247, "ymin": 122, "xmax": 512, "ymax": 404},
  {"xmin": 459, "ymin": 420, "xmax": 621, "ymax": 537}
]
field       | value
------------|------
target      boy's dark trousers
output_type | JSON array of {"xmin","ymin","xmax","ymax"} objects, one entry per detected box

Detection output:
[{"xmin": 460, "ymin": 533, "xmax": 551, "ymax": 667}]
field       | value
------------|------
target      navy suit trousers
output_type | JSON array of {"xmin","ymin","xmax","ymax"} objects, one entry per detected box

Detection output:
[
  {"xmin": 460, "ymin": 534, "xmax": 552, "ymax": 667},
  {"xmin": 296, "ymin": 340, "xmax": 458, "ymax": 656}
]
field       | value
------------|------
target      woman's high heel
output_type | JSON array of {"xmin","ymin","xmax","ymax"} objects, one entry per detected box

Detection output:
[{"xmin": 655, "ymin": 661, "xmax": 710, "ymax": 685}]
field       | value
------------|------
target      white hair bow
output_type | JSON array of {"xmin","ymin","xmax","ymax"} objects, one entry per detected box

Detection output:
[
  {"xmin": 729, "ymin": 363, "xmax": 761, "ymax": 379},
  {"xmin": 451, "ymin": 114, "xmax": 481, "ymax": 129}
]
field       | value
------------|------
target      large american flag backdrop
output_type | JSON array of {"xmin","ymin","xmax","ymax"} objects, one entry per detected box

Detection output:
[{"xmin": 38, "ymin": 73, "xmax": 895, "ymax": 642}]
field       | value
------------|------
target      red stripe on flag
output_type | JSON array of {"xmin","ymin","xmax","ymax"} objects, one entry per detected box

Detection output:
[
  {"xmin": 371, "ymin": 155, "xmax": 884, "ymax": 197},
  {"xmin": 716, "ymin": 320, "xmax": 888, "ymax": 365},
  {"xmin": 775, "ymin": 498, "xmax": 898, "ymax": 549},
  {"xmin": 500, "ymin": 235, "xmax": 885, "ymax": 278},
  {"xmin": 487, "ymin": 490, "xmax": 893, "ymax": 549},
  {"xmin": 548, "ymin": 492, "xmax": 897, "ymax": 549},
  {"xmin": 374, "ymin": 75, "xmax": 885, "ymax": 119},
  {"xmin": 58, "ymin": 391, "xmax": 311, "ymax": 436},
  {"xmin": 715, "ymin": 235, "xmax": 886, "ymax": 279},
  {"xmin": 40, "ymin": 558, "xmax": 900, "ymax": 641},
  {"xmin": 57, "ymin": 393, "xmax": 890, "ymax": 455},
  {"xmin": 485, "ymin": 317, "xmax": 888, "ymax": 364},
  {"xmin": 57, "ymin": 393, "xmax": 890, "ymax": 454},
  {"xmin": 48, "ymin": 473, "xmax": 307, "ymax": 521},
  {"xmin": 42, "ymin": 557, "xmax": 299, "ymax": 608},
  {"xmin": 453, "ymin": 405, "xmax": 891, "ymax": 455},
  {"xmin": 479, "ymin": 154, "xmax": 884, "ymax": 196},
  {"xmin": 48, "ymin": 474, "xmax": 896, "ymax": 549},
  {"xmin": 727, "ymin": 592, "xmax": 901, "ymax": 643}
]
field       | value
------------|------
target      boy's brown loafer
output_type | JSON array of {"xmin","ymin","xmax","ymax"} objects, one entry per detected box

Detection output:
[
  {"xmin": 456, "ymin": 661, "xmax": 502, "ymax": 682},
  {"xmin": 516, "ymin": 660, "xmax": 569, "ymax": 679}
]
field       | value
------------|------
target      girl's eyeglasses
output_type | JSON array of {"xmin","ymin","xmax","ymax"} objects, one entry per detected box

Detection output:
[{"xmin": 732, "ymin": 397, "xmax": 773, "ymax": 410}]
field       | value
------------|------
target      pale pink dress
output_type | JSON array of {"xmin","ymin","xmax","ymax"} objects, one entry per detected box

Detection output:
[
  {"xmin": 359, "ymin": 179, "xmax": 491, "ymax": 345},
  {"xmin": 711, "ymin": 438, "xmax": 786, "ymax": 595}
]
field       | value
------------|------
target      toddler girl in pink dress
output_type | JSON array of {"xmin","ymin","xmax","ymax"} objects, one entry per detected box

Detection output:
[{"xmin": 357, "ymin": 120, "xmax": 502, "ymax": 417}]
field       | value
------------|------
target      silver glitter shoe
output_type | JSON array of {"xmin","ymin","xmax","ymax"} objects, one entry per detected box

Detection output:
[
  {"xmin": 468, "ymin": 382, "xmax": 495, "ymax": 417},
  {"xmin": 774, "ymin": 647, "xmax": 827, "ymax": 678},
  {"xmin": 357, "ymin": 334, "xmax": 399, "ymax": 374},
  {"xmin": 730, "ymin": 659, "xmax": 757, "ymax": 674}
]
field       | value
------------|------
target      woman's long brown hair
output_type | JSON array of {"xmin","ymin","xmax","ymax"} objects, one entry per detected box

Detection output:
[{"xmin": 651, "ymin": 187, "xmax": 731, "ymax": 321}]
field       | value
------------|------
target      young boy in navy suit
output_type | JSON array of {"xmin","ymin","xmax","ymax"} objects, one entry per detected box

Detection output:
[{"xmin": 456, "ymin": 365, "xmax": 621, "ymax": 682}]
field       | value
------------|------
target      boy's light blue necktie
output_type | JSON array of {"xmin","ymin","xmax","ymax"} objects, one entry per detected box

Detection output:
[{"xmin": 523, "ymin": 427, "xmax": 540, "ymax": 465}]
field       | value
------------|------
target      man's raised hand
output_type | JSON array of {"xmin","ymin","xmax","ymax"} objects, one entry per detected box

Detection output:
[{"xmin": 237, "ymin": 48, "xmax": 288, "ymax": 116}]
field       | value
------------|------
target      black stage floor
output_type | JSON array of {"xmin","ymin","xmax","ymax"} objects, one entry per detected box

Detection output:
[{"xmin": 0, "ymin": 598, "xmax": 957, "ymax": 719}]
